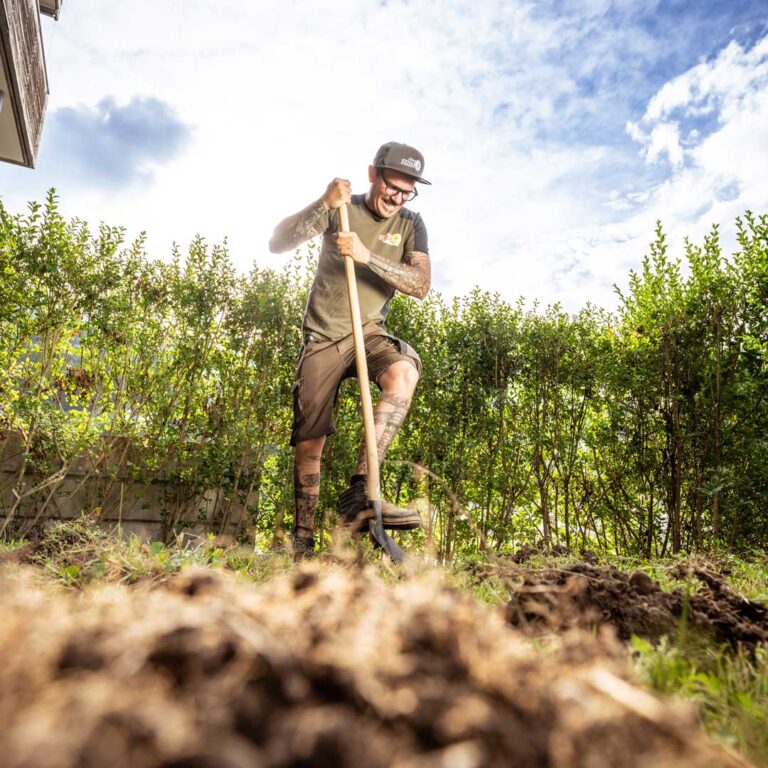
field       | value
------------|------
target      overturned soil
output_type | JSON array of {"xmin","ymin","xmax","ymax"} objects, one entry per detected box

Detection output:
[
  {"xmin": 0, "ymin": 564, "xmax": 747, "ymax": 768},
  {"xmin": 503, "ymin": 561, "xmax": 768, "ymax": 650}
]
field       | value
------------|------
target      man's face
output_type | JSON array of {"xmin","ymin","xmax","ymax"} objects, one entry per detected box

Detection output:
[{"xmin": 366, "ymin": 165, "xmax": 417, "ymax": 218}]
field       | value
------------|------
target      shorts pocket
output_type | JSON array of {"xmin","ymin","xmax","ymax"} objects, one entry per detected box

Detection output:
[
  {"xmin": 291, "ymin": 377, "xmax": 305, "ymax": 412},
  {"xmin": 389, "ymin": 336, "xmax": 422, "ymax": 376}
]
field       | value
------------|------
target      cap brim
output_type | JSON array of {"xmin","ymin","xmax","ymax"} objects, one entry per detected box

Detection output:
[
  {"xmin": 377, "ymin": 164, "xmax": 431, "ymax": 185},
  {"xmin": 401, "ymin": 173, "xmax": 431, "ymax": 185}
]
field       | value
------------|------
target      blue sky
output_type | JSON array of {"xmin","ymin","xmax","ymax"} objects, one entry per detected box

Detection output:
[{"xmin": 1, "ymin": 0, "xmax": 766, "ymax": 311}]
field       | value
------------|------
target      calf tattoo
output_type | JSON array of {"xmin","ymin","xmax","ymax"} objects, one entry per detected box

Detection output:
[
  {"xmin": 367, "ymin": 251, "xmax": 431, "ymax": 300},
  {"xmin": 294, "ymin": 470, "xmax": 320, "ymax": 535},
  {"xmin": 269, "ymin": 199, "xmax": 327, "ymax": 253},
  {"xmin": 357, "ymin": 393, "xmax": 412, "ymax": 475}
]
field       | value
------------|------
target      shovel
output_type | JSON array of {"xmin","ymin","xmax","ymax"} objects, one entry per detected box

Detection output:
[{"xmin": 339, "ymin": 203, "xmax": 405, "ymax": 563}]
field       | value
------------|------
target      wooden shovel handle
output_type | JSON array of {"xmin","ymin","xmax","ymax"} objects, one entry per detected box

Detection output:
[{"xmin": 339, "ymin": 204, "xmax": 381, "ymax": 503}]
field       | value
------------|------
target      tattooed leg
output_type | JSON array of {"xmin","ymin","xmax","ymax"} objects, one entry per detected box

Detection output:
[
  {"xmin": 294, "ymin": 436, "xmax": 325, "ymax": 536},
  {"xmin": 356, "ymin": 360, "xmax": 419, "ymax": 476}
]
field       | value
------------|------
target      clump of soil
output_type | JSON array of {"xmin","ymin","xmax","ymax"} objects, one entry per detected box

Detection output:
[
  {"xmin": 26, "ymin": 513, "xmax": 112, "ymax": 565},
  {"xmin": 0, "ymin": 565, "xmax": 742, "ymax": 768},
  {"xmin": 504, "ymin": 561, "xmax": 768, "ymax": 650}
]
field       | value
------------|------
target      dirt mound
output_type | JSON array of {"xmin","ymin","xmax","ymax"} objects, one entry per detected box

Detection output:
[
  {"xmin": 0, "ymin": 566, "xmax": 744, "ymax": 768},
  {"xmin": 504, "ymin": 562, "xmax": 768, "ymax": 650}
]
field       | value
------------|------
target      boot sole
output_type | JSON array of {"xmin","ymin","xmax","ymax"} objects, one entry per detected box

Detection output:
[
  {"xmin": 341, "ymin": 512, "xmax": 422, "ymax": 533},
  {"xmin": 383, "ymin": 518, "xmax": 421, "ymax": 530}
]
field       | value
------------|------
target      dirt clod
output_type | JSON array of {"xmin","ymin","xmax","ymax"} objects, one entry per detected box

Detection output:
[
  {"xmin": 0, "ymin": 565, "xmax": 745, "ymax": 768},
  {"xmin": 505, "ymin": 562, "xmax": 768, "ymax": 649}
]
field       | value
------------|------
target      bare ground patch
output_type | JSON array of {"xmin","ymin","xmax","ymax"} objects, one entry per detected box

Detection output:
[
  {"xmin": 503, "ymin": 561, "xmax": 768, "ymax": 650},
  {"xmin": 0, "ymin": 564, "xmax": 748, "ymax": 768}
]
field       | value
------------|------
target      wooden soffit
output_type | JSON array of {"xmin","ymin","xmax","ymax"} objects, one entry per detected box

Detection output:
[
  {"xmin": 39, "ymin": 0, "xmax": 60, "ymax": 20},
  {"xmin": 0, "ymin": 0, "xmax": 49, "ymax": 168}
]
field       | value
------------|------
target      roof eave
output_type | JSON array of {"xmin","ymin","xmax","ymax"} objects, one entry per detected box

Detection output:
[{"xmin": 39, "ymin": 0, "xmax": 61, "ymax": 21}]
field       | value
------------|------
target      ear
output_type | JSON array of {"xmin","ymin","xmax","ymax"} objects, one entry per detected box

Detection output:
[{"xmin": 367, "ymin": 165, "xmax": 376, "ymax": 183}]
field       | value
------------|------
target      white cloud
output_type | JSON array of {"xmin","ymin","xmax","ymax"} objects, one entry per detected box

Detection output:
[
  {"xmin": 645, "ymin": 122, "xmax": 684, "ymax": 167},
  {"xmin": 1, "ymin": 2, "xmax": 766, "ymax": 315},
  {"xmin": 3, "ymin": 1, "xmax": 593, "ymax": 291},
  {"xmin": 645, "ymin": 36, "xmax": 768, "ymax": 123},
  {"xmin": 612, "ymin": 32, "xmax": 768, "ymax": 281}
]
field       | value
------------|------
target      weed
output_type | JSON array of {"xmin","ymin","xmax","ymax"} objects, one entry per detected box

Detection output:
[
  {"xmin": 0, "ymin": 538, "xmax": 27, "ymax": 552},
  {"xmin": 632, "ymin": 636, "xmax": 768, "ymax": 763},
  {"xmin": 26, "ymin": 516, "xmax": 260, "ymax": 587}
]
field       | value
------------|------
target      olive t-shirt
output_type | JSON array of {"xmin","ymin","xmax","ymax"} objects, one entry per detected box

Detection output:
[{"xmin": 302, "ymin": 194, "xmax": 429, "ymax": 341}]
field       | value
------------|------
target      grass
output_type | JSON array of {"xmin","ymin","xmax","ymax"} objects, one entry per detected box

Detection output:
[
  {"xmin": 632, "ymin": 635, "xmax": 768, "ymax": 763},
  {"xmin": 2, "ymin": 522, "xmax": 767, "ymax": 764},
  {"xmin": 0, "ymin": 537, "xmax": 27, "ymax": 552},
  {"xmin": 0, "ymin": 514, "xmax": 291, "ymax": 587},
  {"xmin": 722, "ymin": 553, "xmax": 768, "ymax": 603}
]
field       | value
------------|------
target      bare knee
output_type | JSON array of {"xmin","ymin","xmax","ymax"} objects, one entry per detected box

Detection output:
[
  {"xmin": 379, "ymin": 360, "xmax": 419, "ymax": 398},
  {"xmin": 295, "ymin": 436, "xmax": 325, "ymax": 468}
]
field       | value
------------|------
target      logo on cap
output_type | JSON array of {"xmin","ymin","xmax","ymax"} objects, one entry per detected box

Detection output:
[{"xmin": 400, "ymin": 157, "xmax": 422, "ymax": 173}]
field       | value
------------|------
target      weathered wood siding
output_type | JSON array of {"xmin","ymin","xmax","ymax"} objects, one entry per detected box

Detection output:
[
  {"xmin": 0, "ymin": 0, "xmax": 48, "ymax": 167},
  {"xmin": 0, "ymin": 432, "xmax": 252, "ymax": 541}
]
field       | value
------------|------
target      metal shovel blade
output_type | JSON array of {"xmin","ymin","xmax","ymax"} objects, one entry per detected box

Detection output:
[{"xmin": 369, "ymin": 500, "xmax": 405, "ymax": 563}]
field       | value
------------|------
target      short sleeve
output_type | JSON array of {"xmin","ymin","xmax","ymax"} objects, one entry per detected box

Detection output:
[{"xmin": 405, "ymin": 213, "xmax": 428, "ymax": 255}]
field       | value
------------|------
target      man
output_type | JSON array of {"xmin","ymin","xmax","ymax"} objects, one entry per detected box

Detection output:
[{"xmin": 269, "ymin": 141, "xmax": 432, "ymax": 557}]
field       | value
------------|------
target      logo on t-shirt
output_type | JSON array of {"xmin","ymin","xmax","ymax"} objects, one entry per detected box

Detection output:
[{"xmin": 378, "ymin": 233, "xmax": 402, "ymax": 247}]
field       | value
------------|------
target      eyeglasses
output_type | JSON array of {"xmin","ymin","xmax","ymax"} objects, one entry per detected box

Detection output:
[{"xmin": 377, "ymin": 169, "xmax": 418, "ymax": 202}]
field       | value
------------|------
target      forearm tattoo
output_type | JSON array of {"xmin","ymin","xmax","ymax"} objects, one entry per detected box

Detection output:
[
  {"xmin": 269, "ymin": 199, "xmax": 327, "ymax": 253},
  {"xmin": 294, "ymin": 469, "xmax": 320, "ymax": 535},
  {"xmin": 367, "ymin": 251, "xmax": 431, "ymax": 300},
  {"xmin": 357, "ymin": 393, "xmax": 412, "ymax": 475}
]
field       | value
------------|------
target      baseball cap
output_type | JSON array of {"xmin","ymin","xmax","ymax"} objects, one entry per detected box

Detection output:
[{"xmin": 373, "ymin": 141, "xmax": 431, "ymax": 185}]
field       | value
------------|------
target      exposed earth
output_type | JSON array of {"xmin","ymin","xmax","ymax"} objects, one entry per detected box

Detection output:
[
  {"xmin": 0, "ymin": 556, "xmax": 754, "ymax": 768},
  {"xmin": 502, "ymin": 560, "xmax": 768, "ymax": 650}
]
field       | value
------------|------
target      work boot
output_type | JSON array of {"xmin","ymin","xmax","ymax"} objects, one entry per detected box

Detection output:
[
  {"xmin": 289, "ymin": 532, "xmax": 316, "ymax": 560},
  {"xmin": 379, "ymin": 500, "xmax": 422, "ymax": 530},
  {"xmin": 338, "ymin": 475, "xmax": 421, "ymax": 532},
  {"xmin": 338, "ymin": 475, "xmax": 369, "ymax": 530}
]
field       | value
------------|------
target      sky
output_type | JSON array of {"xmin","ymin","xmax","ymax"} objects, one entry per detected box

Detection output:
[{"xmin": 1, "ymin": 0, "xmax": 766, "ymax": 312}]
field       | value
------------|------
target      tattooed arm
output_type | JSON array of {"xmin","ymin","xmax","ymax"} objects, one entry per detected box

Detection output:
[
  {"xmin": 268, "ymin": 177, "xmax": 351, "ymax": 254},
  {"xmin": 367, "ymin": 250, "xmax": 431, "ymax": 300},
  {"xmin": 268, "ymin": 199, "xmax": 328, "ymax": 253},
  {"xmin": 335, "ymin": 207, "xmax": 431, "ymax": 299},
  {"xmin": 335, "ymin": 230, "xmax": 432, "ymax": 300}
]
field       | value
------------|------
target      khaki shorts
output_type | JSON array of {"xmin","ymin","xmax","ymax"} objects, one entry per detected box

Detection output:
[{"xmin": 290, "ymin": 327, "xmax": 422, "ymax": 446}]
